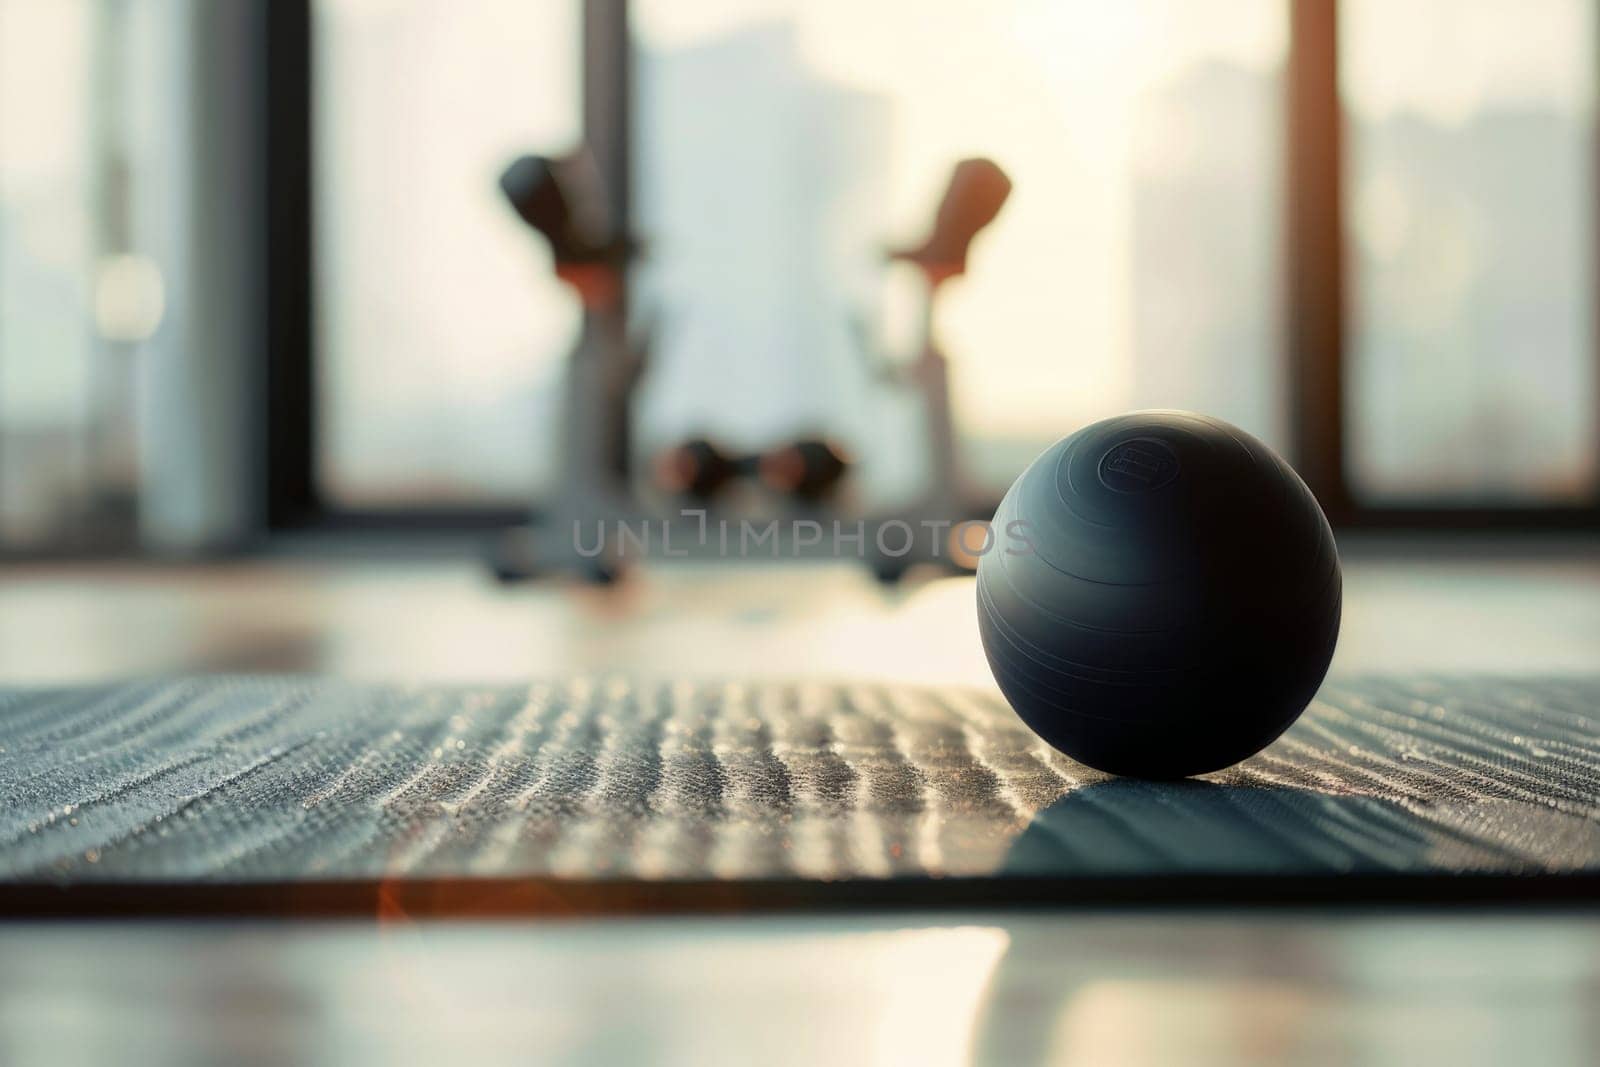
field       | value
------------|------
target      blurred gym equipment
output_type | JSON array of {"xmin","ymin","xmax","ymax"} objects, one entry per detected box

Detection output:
[
  {"xmin": 492, "ymin": 150, "xmax": 1007, "ymax": 584},
  {"xmin": 652, "ymin": 437, "xmax": 750, "ymax": 504},
  {"xmin": 654, "ymin": 437, "xmax": 852, "ymax": 508},
  {"xmin": 758, "ymin": 438, "xmax": 853, "ymax": 506},
  {"xmin": 491, "ymin": 151, "xmax": 643, "ymax": 583},
  {"xmin": 889, "ymin": 158, "xmax": 1012, "ymax": 283},
  {"xmin": 862, "ymin": 158, "xmax": 1013, "ymax": 583}
]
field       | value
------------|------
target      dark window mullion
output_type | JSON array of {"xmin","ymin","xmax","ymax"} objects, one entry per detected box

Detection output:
[
  {"xmin": 1286, "ymin": 0, "xmax": 1349, "ymax": 521},
  {"xmin": 263, "ymin": 0, "xmax": 316, "ymax": 529}
]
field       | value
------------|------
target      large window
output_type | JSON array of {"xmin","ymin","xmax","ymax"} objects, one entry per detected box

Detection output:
[
  {"xmin": 268, "ymin": 0, "xmax": 1593, "ymax": 524},
  {"xmin": 0, "ymin": 0, "xmax": 98, "ymax": 543},
  {"xmin": 299, "ymin": 0, "xmax": 1599, "ymax": 523},
  {"xmin": 5, "ymin": 2, "xmax": 1595, "ymax": 547},
  {"xmin": 1342, "ymin": 0, "xmax": 1597, "ymax": 505},
  {"xmin": 0, "ymin": 0, "xmax": 177, "ymax": 548},
  {"xmin": 313, "ymin": 0, "xmax": 582, "ymax": 507}
]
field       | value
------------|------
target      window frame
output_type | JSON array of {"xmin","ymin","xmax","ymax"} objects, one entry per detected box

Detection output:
[
  {"xmin": 1287, "ymin": 0, "xmax": 1600, "ymax": 528},
  {"xmin": 264, "ymin": 0, "xmax": 1600, "ymax": 532},
  {"xmin": 262, "ymin": 0, "xmax": 614, "ymax": 532}
]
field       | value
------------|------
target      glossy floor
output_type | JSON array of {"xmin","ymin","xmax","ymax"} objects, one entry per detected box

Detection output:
[
  {"xmin": 0, "ymin": 535, "xmax": 1596, "ymax": 684},
  {"xmin": 2, "ymin": 913, "xmax": 1597, "ymax": 1066}
]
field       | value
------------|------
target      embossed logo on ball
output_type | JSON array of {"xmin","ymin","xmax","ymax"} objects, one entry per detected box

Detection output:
[{"xmin": 1097, "ymin": 437, "xmax": 1180, "ymax": 493}]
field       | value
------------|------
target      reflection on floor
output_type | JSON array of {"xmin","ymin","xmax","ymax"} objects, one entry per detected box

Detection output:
[{"xmin": 2, "ymin": 914, "xmax": 1596, "ymax": 1067}]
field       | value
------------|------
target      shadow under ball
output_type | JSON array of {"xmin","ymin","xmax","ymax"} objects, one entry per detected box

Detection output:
[{"xmin": 977, "ymin": 411, "xmax": 1341, "ymax": 778}]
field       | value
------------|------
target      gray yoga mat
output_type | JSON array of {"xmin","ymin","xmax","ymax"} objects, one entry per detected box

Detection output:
[{"xmin": 2, "ymin": 676, "xmax": 1597, "ymax": 911}]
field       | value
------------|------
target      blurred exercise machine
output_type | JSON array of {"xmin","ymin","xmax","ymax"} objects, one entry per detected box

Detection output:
[
  {"xmin": 860, "ymin": 158, "xmax": 1012, "ymax": 582},
  {"xmin": 491, "ymin": 150, "xmax": 1011, "ymax": 585},
  {"xmin": 491, "ymin": 152, "xmax": 642, "ymax": 583}
]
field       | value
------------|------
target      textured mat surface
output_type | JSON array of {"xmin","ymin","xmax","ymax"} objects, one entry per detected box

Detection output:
[{"xmin": 1, "ymin": 676, "xmax": 1598, "ymax": 889}]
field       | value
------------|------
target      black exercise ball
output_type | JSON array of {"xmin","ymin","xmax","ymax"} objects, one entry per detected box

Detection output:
[{"xmin": 976, "ymin": 411, "xmax": 1340, "ymax": 778}]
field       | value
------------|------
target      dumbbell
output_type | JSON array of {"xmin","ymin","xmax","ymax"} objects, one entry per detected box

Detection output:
[
  {"xmin": 654, "ymin": 436, "xmax": 852, "ymax": 506},
  {"xmin": 757, "ymin": 438, "xmax": 852, "ymax": 504},
  {"xmin": 653, "ymin": 438, "xmax": 754, "ymax": 503}
]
